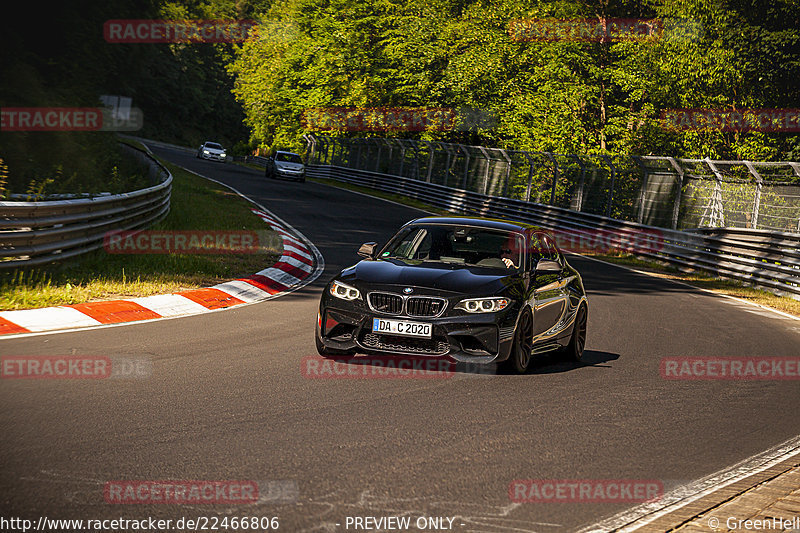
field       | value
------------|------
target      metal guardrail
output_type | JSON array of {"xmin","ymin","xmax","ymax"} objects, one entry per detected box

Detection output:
[
  {"xmin": 0, "ymin": 143, "xmax": 172, "ymax": 268},
  {"xmin": 305, "ymin": 164, "xmax": 800, "ymax": 298},
  {"xmin": 304, "ymin": 135, "xmax": 800, "ymax": 233}
]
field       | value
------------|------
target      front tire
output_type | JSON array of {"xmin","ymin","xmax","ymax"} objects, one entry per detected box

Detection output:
[
  {"xmin": 562, "ymin": 303, "xmax": 587, "ymax": 362},
  {"xmin": 501, "ymin": 308, "xmax": 533, "ymax": 374}
]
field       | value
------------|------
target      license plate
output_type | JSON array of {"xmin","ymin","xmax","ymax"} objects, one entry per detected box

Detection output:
[{"xmin": 372, "ymin": 318, "xmax": 432, "ymax": 338}]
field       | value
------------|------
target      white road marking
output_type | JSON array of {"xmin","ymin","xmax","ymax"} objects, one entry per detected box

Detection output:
[
  {"xmin": 577, "ymin": 434, "xmax": 800, "ymax": 532},
  {"xmin": 128, "ymin": 294, "xmax": 210, "ymax": 317},
  {"xmin": 0, "ymin": 307, "xmax": 102, "ymax": 332}
]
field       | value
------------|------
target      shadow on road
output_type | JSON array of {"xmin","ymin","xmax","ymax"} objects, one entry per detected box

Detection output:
[
  {"xmin": 526, "ymin": 349, "xmax": 620, "ymax": 374},
  {"xmin": 310, "ymin": 349, "xmax": 619, "ymax": 378}
]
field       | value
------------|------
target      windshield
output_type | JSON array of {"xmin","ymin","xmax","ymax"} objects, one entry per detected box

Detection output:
[
  {"xmin": 381, "ymin": 224, "xmax": 524, "ymax": 270},
  {"xmin": 204, "ymin": 142, "xmax": 223, "ymax": 150},
  {"xmin": 276, "ymin": 152, "xmax": 303, "ymax": 163}
]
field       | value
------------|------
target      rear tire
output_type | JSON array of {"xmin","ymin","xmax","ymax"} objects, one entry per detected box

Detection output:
[
  {"xmin": 562, "ymin": 303, "xmax": 587, "ymax": 362},
  {"xmin": 501, "ymin": 308, "xmax": 533, "ymax": 374}
]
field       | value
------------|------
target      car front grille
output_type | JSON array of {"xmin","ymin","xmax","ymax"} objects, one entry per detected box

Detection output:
[
  {"xmin": 361, "ymin": 333, "xmax": 450, "ymax": 355},
  {"xmin": 367, "ymin": 292, "xmax": 446, "ymax": 317},
  {"xmin": 406, "ymin": 297, "xmax": 446, "ymax": 317},
  {"xmin": 368, "ymin": 292, "xmax": 403, "ymax": 314}
]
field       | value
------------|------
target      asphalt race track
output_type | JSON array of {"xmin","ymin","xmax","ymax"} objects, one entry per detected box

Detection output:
[{"xmin": 1, "ymin": 144, "xmax": 799, "ymax": 532}]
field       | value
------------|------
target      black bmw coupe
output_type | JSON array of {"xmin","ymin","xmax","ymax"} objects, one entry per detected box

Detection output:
[{"xmin": 315, "ymin": 216, "xmax": 588, "ymax": 373}]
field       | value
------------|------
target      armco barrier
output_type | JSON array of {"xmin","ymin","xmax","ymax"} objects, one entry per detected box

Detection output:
[
  {"xmin": 305, "ymin": 164, "xmax": 800, "ymax": 298},
  {"xmin": 0, "ymin": 143, "xmax": 172, "ymax": 267}
]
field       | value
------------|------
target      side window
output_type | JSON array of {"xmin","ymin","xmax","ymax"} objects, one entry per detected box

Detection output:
[
  {"xmin": 528, "ymin": 233, "xmax": 544, "ymax": 269},
  {"xmin": 540, "ymin": 234, "xmax": 561, "ymax": 264}
]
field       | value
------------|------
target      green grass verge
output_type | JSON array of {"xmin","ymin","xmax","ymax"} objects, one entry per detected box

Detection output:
[
  {"xmin": 0, "ymin": 153, "xmax": 282, "ymax": 311},
  {"xmin": 311, "ymin": 176, "xmax": 800, "ymax": 318}
]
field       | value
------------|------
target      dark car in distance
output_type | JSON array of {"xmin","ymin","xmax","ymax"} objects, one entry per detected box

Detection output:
[{"xmin": 315, "ymin": 216, "xmax": 588, "ymax": 373}]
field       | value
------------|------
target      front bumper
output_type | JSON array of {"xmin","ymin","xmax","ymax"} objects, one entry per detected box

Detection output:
[
  {"xmin": 318, "ymin": 294, "xmax": 518, "ymax": 364},
  {"xmin": 277, "ymin": 168, "xmax": 305, "ymax": 179}
]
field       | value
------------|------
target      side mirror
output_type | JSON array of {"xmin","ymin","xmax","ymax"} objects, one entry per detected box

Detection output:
[
  {"xmin": 358, "ymin": 242, "xmax": 378, "ymax": 259},
  {"xmin": 535, "ymin": 258, "xmax": 561, "ymax": 273}
]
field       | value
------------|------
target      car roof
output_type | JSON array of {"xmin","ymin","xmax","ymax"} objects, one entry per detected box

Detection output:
[
  {"xmin": 275, "ymin": 150, "xmax": 301, "ymax": 156},
  {"xmin": 406, "ymin": 216, "xmax": 542, "ymax": 233}
]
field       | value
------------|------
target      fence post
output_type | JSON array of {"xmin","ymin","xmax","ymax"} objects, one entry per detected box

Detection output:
[
  {"xmin": 410, "ymin": 140, "xmax": 421, "ymax": 180},
  {"xmin": 318, "ymin": 136, "xmax": 331, "ymax": 165},
  {"xmin": 631, "ymin": 156, "xmax": 649, "ymax": 224},
  {"xmin": 743, "ymin": 161, "xmax": 763, "ymax": 229},
  {"xmin": 397, "ymin": 140, "xmax": 407, "ymax": 178},
  {"xmin": 354, "ymin": 140, "xmax": 362, "ymax": 169},
  {"xmin": 522, "ymin": 153, "xmax": 536, "ymax": 202},
  {"xmin": 791, "ymin": 163, "xmax": 800, "ymax": 232},
  {"xmin": 444, "ymin": 144, "xmax": 452, "ymax": 187},
  {"xmin": 380, "ymin": 138, "xmax": 393, "ymax": 174},
  {"xmin": 666, "ymin": 157, "xmax": 685, "ymax": 230},
  {"xmin": 478, "ymin": 147, "xmax": 491, "ymax": 195},
  {"xmin": 570, "ymin": 155, "xmax": 586, "ymax": 211},
  {"xmin": 461, "ymin": 145, "xmax": 470, "ymax": 190},
  {"xmin": 703, "ymin": 158, "xmax": 726, "ymax": 227},
  {"xmin": 423, "ymin": 141, "xmax": 434, "ymax": 182},
  {"xmin": 544, "ymin": 152, "xmax": 559, "ymax": 205},
  {"xmin": 601, "ymin": 155, "xmax": 616, "ymax": 217},
  {"xmin": 500, "ymin": 149, "xmax": 512, "ymax": 198}
]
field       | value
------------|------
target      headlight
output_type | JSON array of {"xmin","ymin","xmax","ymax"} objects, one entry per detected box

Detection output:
[
  {"xmin": 329, "ymin": 280, "xmax": 361, "ymax": 301},
  {"xmin": 455, "ymin": 297, "xmax": 510, "ymax": 313},
  {"xmin": 203, "ymin": 150, "xmax": 210, "ymax": 154}
]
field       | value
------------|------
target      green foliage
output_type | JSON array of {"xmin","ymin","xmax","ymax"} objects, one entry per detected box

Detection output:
[
  {"xmin": 0, "ymin": 159, "xmax": 8, "ymax": 199},
  {"xmin": 230, "ymin": 0, "xmax": 800, "ymax": 160}
]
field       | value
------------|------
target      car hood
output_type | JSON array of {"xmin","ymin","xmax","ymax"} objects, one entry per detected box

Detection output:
[
  {"xmin": 342, "ymin": 259, "xmax": 515, "ymax": 294},
  {"xmin": 275, "ymin": 161, "xmax": 304, "ymax": 170},
  {"xmin": 204, "ymin": 148, "xmax": 224, "ymax": 154}
]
